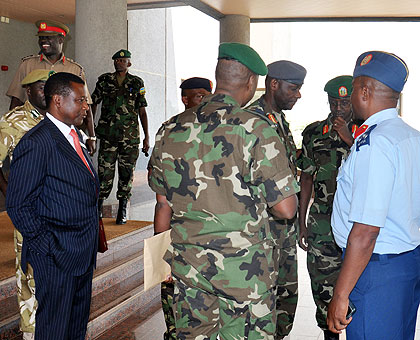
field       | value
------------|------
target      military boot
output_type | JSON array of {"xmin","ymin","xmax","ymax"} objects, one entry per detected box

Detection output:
[
  {"xmin": 116, "ymin": 199, "xmax": 128, "ymax": 224},
  {"xmin": 98, "ymin": 199, "xmax": 104, "ymax": 218},
  {"xmin": 324, "ymin": 330, "xmax": 339, "ymax": 340}
]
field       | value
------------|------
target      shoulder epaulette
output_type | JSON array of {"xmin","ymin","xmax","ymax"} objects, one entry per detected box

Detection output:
[
  {"xmin": 21, "ymin": 54, "xmax": 39, "ymax": 61},
  {"xmin": 302, "ymin": 120, "xmax": 323, "ymax": 134},
  {"xmin": 64, "ymin": 57, "xmax": 84, "ymax": 71}
]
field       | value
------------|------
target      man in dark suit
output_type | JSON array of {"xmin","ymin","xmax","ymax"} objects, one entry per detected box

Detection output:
[{"xmin": 6, "ymin": 72, "xmax": 99, "ymax": 340}]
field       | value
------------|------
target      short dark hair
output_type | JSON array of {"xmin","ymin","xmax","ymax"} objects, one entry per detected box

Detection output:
[{"xmin": 44, "ymin": 72, "xmax": 85, "ymax": 107}]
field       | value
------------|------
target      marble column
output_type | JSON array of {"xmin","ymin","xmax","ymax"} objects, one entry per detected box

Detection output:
[
  {"xmin": 220, "ymin": 14, "xmax": 250, "ymax": 44},
  {"xmin": 75, "ymin": 0, "xmax": 127, "ymax": 94}
]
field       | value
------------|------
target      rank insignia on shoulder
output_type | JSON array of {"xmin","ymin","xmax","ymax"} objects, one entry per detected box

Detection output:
[
  {"xmin": 267, "ymin": 113, "xmax": 278, "ymax": 124},
  {"xmin": 322, "ymin": 124, "xmax": 329, "ymax": 135},
  {"xmin": 356, "ymin": 124, "xmax": 377, "ymax": 151},
  {"xmin": 139, "ymin": 87, "xmax": 146, "ymax": 95}
]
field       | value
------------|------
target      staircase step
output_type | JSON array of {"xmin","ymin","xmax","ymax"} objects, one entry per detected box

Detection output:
[
  {"xmin": 0, "ymin": 223, "xmax": 155, "ymax": 340},
  {"xmin": 94, "ymin": 295, "xmax": 163, "ymax": 340},
  {"xmin": 86, "ymin": 284, "xmax": 160, "ymax": 340},
  {"xmin": 90, "ymin": 253, "xmax": 144, "ymax": 320},
  {"xmin": 96, "ymin": 224, "xmax": 153, "ymax": 271}
]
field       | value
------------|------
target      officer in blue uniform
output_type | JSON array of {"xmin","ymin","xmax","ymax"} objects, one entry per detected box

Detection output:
[{"xmin": 327, "ymin": 51, "xmax": 420, "ymax": 339}]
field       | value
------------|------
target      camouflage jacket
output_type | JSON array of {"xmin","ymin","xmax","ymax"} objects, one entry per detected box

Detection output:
[
  {"xmin": 149, "ymin": 94, "xmax": 299, "ymax": 301},
  {"xmin": 247, "ymin": 95, "xmax": 298, "ymax": 177},
  {"xmin": 246, "ymin": 95, "xmax": 298, "ymax": 247},
  {"xmin": 0, "ymin": 101, "xmax": 43, "ymax": 167},
  {"xmin": 91, "ymin": 72, "xmax": 147, "ymax": 143},
  {"xmin": 297, "ymin": 114, "xmax": 358, "ymax": 215}
]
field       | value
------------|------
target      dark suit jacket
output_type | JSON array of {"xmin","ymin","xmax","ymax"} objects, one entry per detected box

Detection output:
[{"xmin": 6, "ymin": 117, "xmax": 99, "ymax": 276}]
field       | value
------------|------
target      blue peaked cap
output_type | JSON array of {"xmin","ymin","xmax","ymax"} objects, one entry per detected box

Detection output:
[{"xmin": 353, "ymin": 51, "xmax": 409, "ymax": 92}]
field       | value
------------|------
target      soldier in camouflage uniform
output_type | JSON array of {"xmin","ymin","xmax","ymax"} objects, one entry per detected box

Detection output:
[
  {"xmin": 92, "ymin": 49, "xmax": 149, "ymax": 224},
  {"xmin": 149, "ymin": 42, "xmax": 299, "ymax": 340},
  {"xmin": 0, "ymin": 70, "xmax": 51, "ymax": 340},
  {"xmin": 246, "ymin": 60, "xmax": 306, "ymax": 339},
  {"xmin": 297, "ymin": 76, "xmax": 359, "ymax": 340},
  {"xmin": 156, "ymin": 76, "xmax": 213, "ymax": 340}
]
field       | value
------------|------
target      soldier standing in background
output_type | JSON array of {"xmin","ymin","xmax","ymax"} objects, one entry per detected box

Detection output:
[
  {"xmin": 91, "ymin": 49, "xmax": 149, "ymax": 225},
  {"xmin": 246, "ymin": 60, "xmax": 306, "ymax": 339},
  {"xmin": 297, "ymin": 76, "xmax": 358, "ymax": 340},
  {"xmin": 0, "ymin": 69, "xmax": 51, "ymax": 340},
  {"xmin": 149, "ymin": 42, "xmax": 299, "ymax": 339},
  {"xmin": 156, "ymin": 76, "xmax": 212, "ymax": 340},
  {"xmin": 6, "ymin": 19, "xmax": 96, "ymax": 154},
  {"xmin": 179, "ymin": 77, "xmax": 212, "ymax": 109}
]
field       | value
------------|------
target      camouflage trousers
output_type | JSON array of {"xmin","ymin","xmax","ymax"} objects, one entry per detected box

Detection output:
[
  {"xmin": 98, "ymin": 138, "xmax": 140, "ymax": 200},
  {"xmin": 307, "ymin": 213, "xmax": 342, "ymax": 330},
  {"xmin": 14, "ymin": 228, "xmax": 37, "ymax": 334},
  {"xmin": 161, "ymin": 281, "xmax": 177, "ymax": 340},
  {"xmin": 274, "ymin": 244, "xmax": 298, "ymax": 339},
  {"xmin": 173, "ymin": 278, "xmax": 277, "ymax": 340}
]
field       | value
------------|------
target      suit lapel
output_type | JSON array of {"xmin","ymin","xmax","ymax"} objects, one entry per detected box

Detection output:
[{"xmin": 45, "ymin": 118, "xmax": 95, "ymax": 178}]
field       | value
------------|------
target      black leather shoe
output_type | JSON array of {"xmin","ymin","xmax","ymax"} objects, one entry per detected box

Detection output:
[
  {"xmin": 98, "ymin": 199, "xmax": 104, "ymax": 218},
  {"xmin": 324, "ymin": 330, "xmax": 339, "ymax": 340},
  {"xmin": 116, "ymin": 199, "xmax": 127, "ymax": 224}
]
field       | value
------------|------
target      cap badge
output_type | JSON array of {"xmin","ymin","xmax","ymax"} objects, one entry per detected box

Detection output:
[
  {"xmin": 120, "ymin": 51, "xmax": 124, "ymax": 57},
  {"xmin": 360, "ymin": 54, "xmax": 373, "ymax": 66},
  {"xmin": 40, "ymin": 22, "xmax": 47, "ymax": 30},
  {"xmin": 338, "ymin": 86, "xmax": 348, "ymax": 97}
]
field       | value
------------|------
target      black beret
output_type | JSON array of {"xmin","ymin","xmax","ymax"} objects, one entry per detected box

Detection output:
[
  {"xmin": 180, "ymin": 77, "xmax": 213, "ymax": 93},
  {"xmin": 267, "ymin": 60, "xmax": 307, "ymax": 85}
]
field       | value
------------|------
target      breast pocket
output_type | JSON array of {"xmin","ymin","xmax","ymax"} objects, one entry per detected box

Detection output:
[{"xmin": 313, "ymin": 147, "xmax": 337, "ymax": 181}]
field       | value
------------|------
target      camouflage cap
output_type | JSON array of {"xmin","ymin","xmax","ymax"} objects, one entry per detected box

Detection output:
[
  {"xmin": 267, "ymin": 60, "xmax": 307, "ymax": 85},
  {"xmin": 218, "ymin": 42, "xmax": 267, "ymax": 76},
  {"xmin": 21, "ymin": 69, "xmax": 54, "ymax": 86},
  {"xmin": 112, "ymin": 49, "xmax": 131, "ymax": 59},
  {"xmin": 180, "ymin": 77, "xmax": 213, "ymax": 93},
  {"xmin": 324, "ymin": 75, "xmax": 353, "ymax": 98},
  {"xmin": 35, "ymin": 20, "xmax": 69, "ymax": 37}
]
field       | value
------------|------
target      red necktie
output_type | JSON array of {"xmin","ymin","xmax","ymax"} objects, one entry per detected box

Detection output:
[{"xmin": 70, "ymin": 129, "xmax": 93, "ymax": 176}]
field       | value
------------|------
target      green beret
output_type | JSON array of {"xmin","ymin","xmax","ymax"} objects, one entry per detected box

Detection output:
[
  {"xmin": 21, "ymin": 70, "xmax": 54, "ymax": 86},
  {"xmin": 35, "ymin": 20, "xmax": 69, "ymax": 37},
  {"xmin": 218, "ymin": 42, "xmax": 267, "ymax": 76},
  {"xmin": 324, "ymin": 76, "xmax": 353, "ymax": 98},
  {"xmin": 112, "ymin": 49, "xmax": 131, "ymax": 59}
]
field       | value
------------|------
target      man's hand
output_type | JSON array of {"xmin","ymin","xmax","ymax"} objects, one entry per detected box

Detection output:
[
  {"xmin": 332, "ymin": 116, "xmax": 353, "ymax": 146},
  {"xmin": 164, "ymin": 274, "xmax": 173, "ymax": 284},
  {"xmin": 142, "ymin": 136, "xmax": 150, "ymax": 156},
  {"xmin": 86, "ymin": 139, "xmax": 96, "ymax": 156},
  {"xmin": 298, "ymin": 222, "xmax": 308, "ymax": 251},
  {"xmin": 327, "ymin": 294, "xmax": 352, "ymax": 334}
]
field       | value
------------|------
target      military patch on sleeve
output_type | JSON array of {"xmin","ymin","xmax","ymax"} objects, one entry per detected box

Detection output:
[
  {"xmin": 139, "ymin": 87, "xmax": 146, "ymax": 95},
  {"xmin": 356, "ymin": 124, "xmax": 377, "ymax": 152}
]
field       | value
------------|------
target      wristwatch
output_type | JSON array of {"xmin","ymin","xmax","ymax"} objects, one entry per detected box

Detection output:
[{"xmin": 87, "ymin": 136, "xmax": 97, "ymax": 141}]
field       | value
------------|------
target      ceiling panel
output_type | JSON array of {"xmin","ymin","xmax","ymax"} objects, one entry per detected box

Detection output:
[
  {"xmin": 0, "ymin": 0, "xmax": 74, "ymax": 24},
  {"xmin": 1, "ymin": 0, "xmax": 420, "ymax": 25},
  {"xmin": 200, "ymin": 0, "xmax": 420, "ymax": 18}
]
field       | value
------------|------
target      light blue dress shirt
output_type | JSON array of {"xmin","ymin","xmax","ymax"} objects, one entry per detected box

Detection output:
[{"xmin": 332, "ymin": 108, "xmax": 420, "ymax": 254}]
